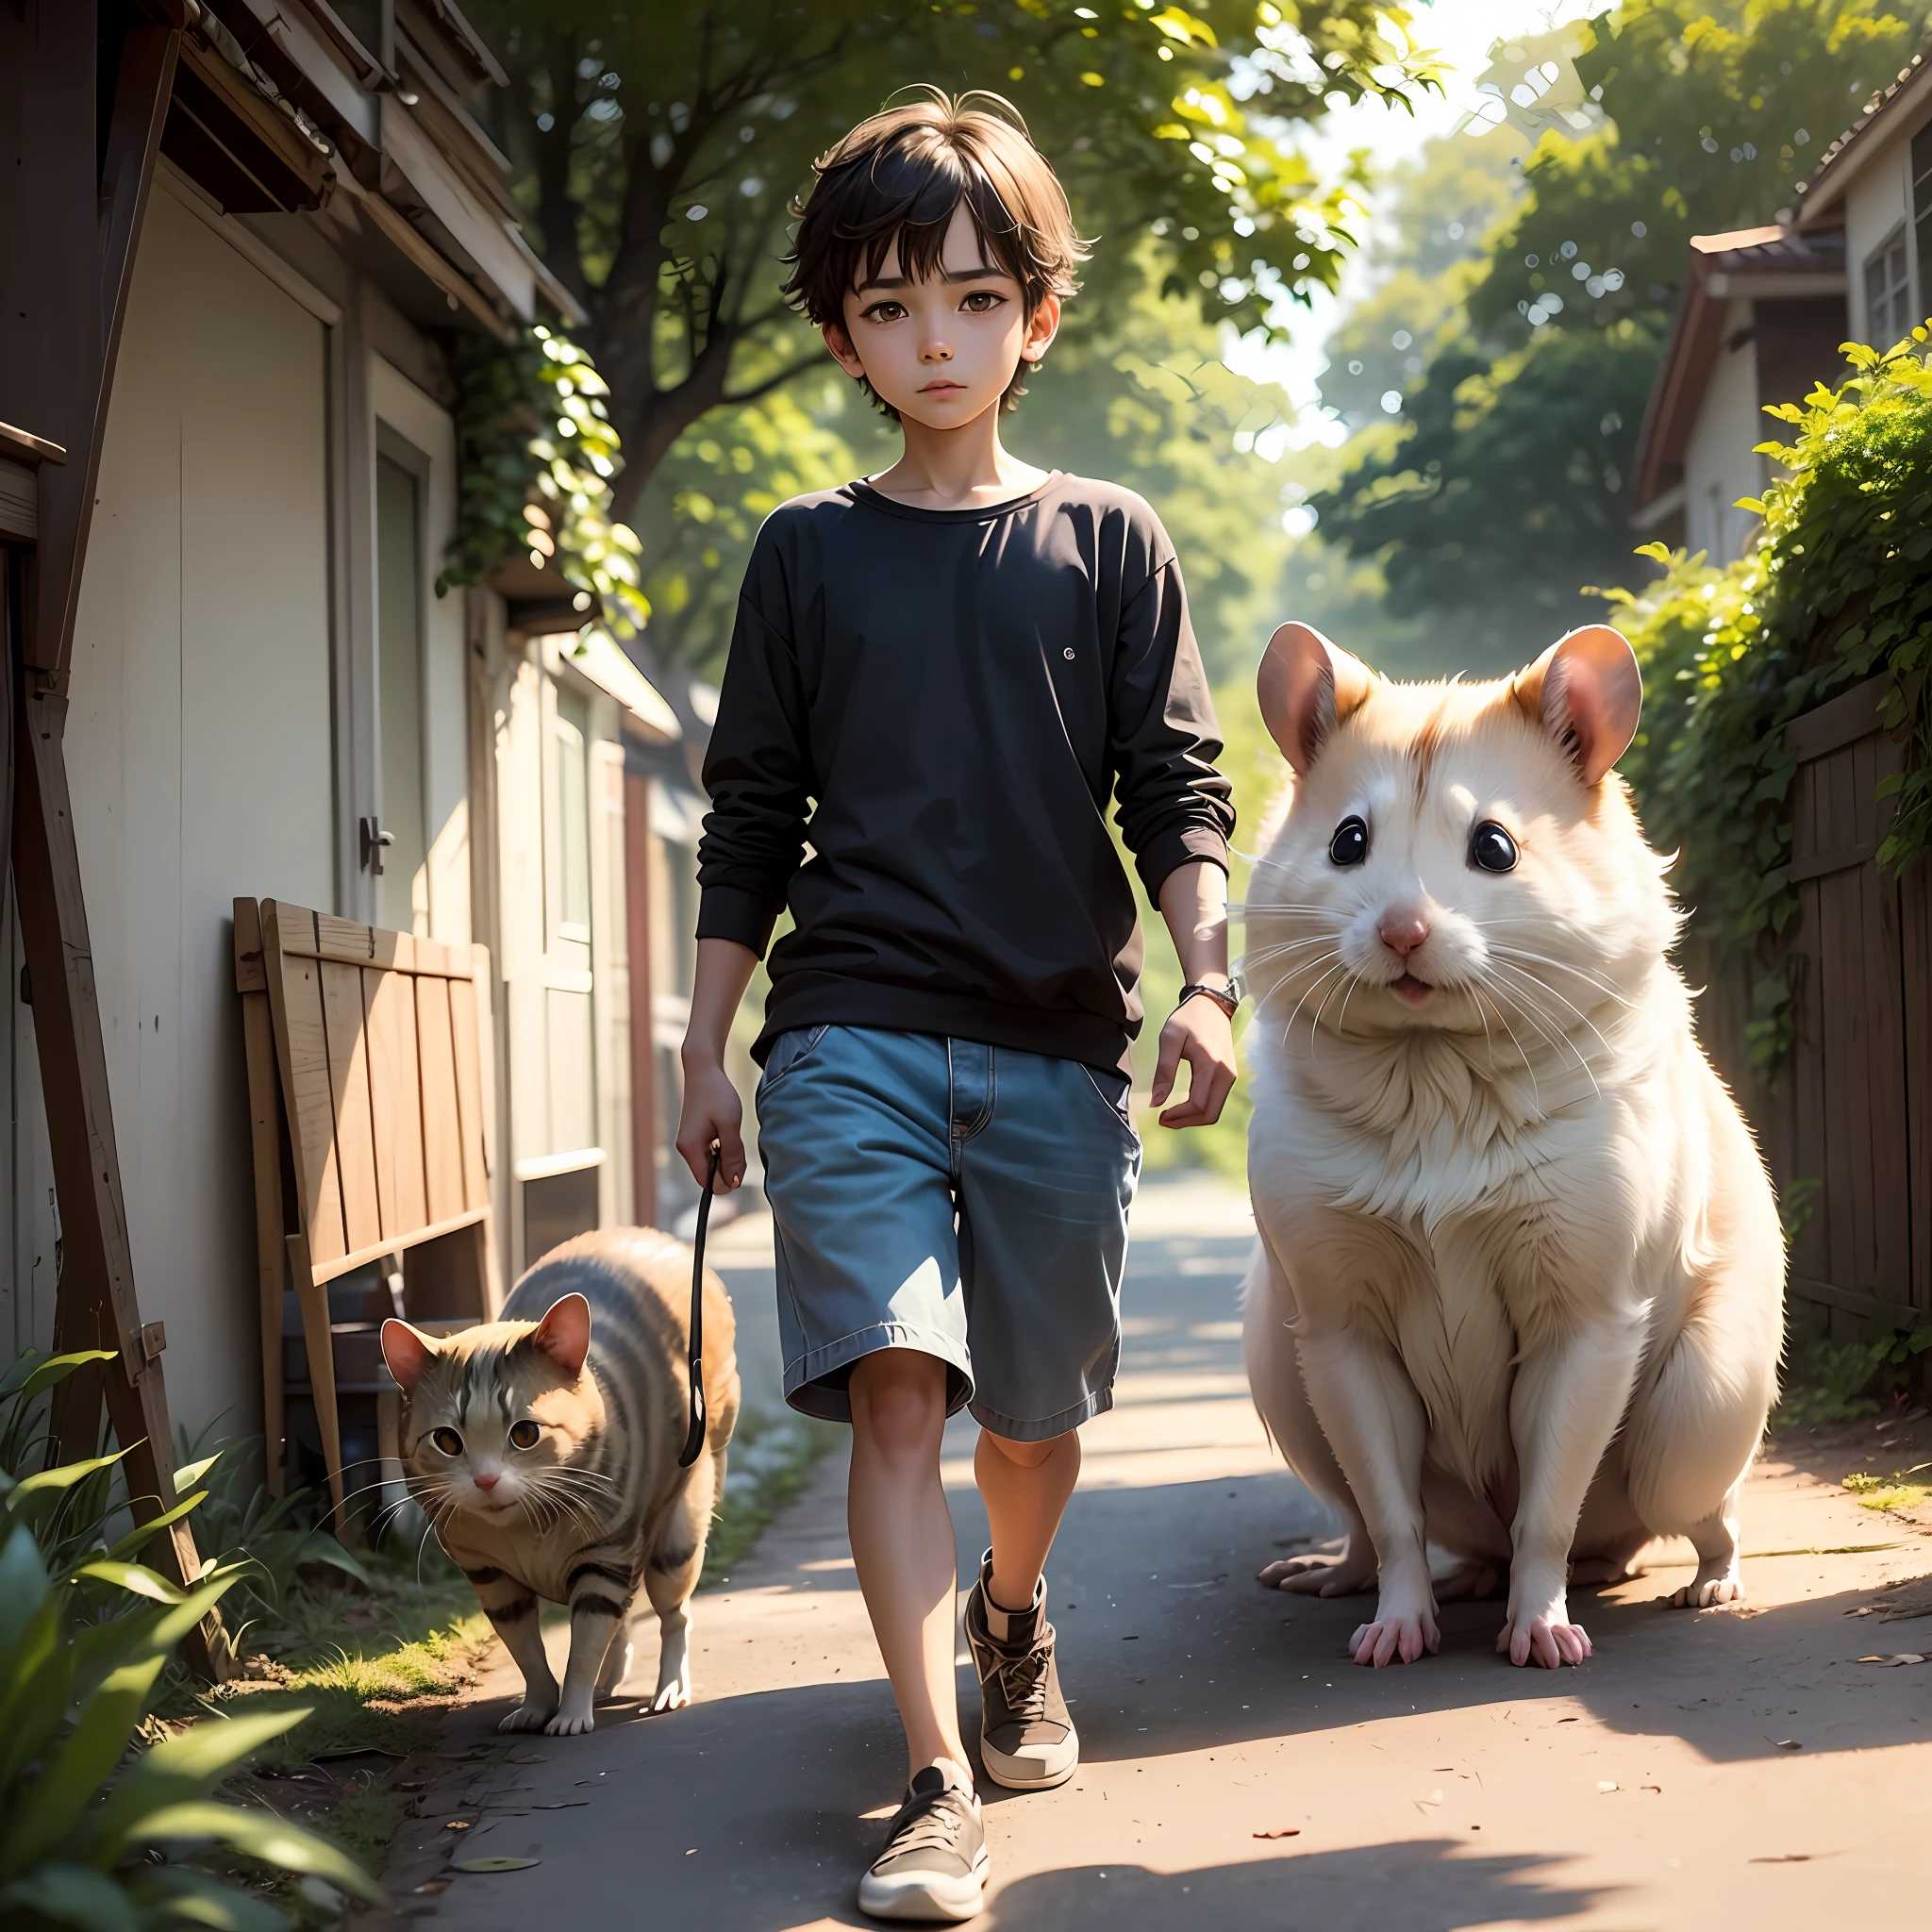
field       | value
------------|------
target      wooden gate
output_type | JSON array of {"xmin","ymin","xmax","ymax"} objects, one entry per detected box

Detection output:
[{"xmin": 1776, "ymin": 678, "xmax": 1932, "ymax": 1335}]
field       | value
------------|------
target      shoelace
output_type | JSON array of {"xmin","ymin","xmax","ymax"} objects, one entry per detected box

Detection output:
[
  {"xmin": 991, "ymin": 1622, "xmax": 1055, "ymax": 1721},
  {"xmin": 882, "ymin": 1782, "xmax": 974, "ymax": 1860}
]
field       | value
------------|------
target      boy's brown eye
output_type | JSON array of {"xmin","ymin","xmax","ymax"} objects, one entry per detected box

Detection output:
[
  {"xmin": 508, "ymin": 1420, "xmax": 541, "ymax": 1450},
  {"xmin": 431, "ymin": 1427, "xmax": 464, "ymax": 1457}
]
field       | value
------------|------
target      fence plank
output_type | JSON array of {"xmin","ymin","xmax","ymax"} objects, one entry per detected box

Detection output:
[
  {"xmin": 266, "ymin": 905, "xmax": 346, "ymax": 1267},
  {"xmin": 417, "ymin": 973, "xmax": 466, "ymax": 1224},
  {"xmin": 320, "ymin": 958, "xmax": 382, "ymax": 1257},
  {"xmin": 1902, "ymin": 864, "xmax": 1932, "ymax": 1317}
]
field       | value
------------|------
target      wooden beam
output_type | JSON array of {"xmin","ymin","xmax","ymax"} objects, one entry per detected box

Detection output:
[{"xmin": 17, "ymin": 683, "xmax": 228, "ymax": 1674}]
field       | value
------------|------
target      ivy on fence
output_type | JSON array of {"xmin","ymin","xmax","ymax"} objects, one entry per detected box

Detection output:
[
  {"xmin": 1599, "ymin": 328, "xmax": 1932, "ymax": 1074},
  {"xmin": 441, "ymin": 326, "xmax": 649, "ymax": 640}
]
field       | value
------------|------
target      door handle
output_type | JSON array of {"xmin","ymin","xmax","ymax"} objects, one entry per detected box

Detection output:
[{"xmin": 359, "ymin": 816, "xmax": 395, "ymax": 875}]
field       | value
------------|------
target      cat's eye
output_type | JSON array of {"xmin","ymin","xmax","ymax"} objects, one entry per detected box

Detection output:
[
  {"xmin": 431, "ymin": 1427, "xmax": 464, "ymax": 1457},
  {"xmin": 1470, "ymin": 822, "xmax": 1519, "ymax": 874},
  {"xmin": 1328, "ymin": 815, "xmax": 1369, "ymax": 867},
  {"xmin": 508, "ymin": 1420, "xmax": 541, "ymax": 1451}
]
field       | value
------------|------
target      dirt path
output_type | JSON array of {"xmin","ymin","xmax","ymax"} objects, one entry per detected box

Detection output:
[{"xmin": 381, "ymin": 1175, "xmax": 1932, "ymax": 1930}]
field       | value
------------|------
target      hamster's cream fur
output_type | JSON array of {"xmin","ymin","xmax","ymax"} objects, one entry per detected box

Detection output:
[{"xmin": 1241, "ymin": 623, "xmax": 1784, "ymax": 1670}]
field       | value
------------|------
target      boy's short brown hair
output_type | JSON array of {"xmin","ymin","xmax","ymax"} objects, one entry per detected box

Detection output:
[{"xmin": 783, "ymin": 89, "xmax": 1088, "ymax": 416}]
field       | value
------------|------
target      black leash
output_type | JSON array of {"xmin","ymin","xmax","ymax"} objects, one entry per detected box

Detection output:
[{"xmin": 678, "ymin": 1145, "xmax": 720, "ymax": 1468}]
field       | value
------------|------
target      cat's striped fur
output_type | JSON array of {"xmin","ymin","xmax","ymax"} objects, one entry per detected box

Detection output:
[{"xmin": 380, "ymin": 1226, "xmax": 739, "ymax": 1734}]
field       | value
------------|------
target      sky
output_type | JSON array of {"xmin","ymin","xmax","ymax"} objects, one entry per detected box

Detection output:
[{"xmin": 1231, "ymin": 0, "xmax": 1607, "ymax": 441}]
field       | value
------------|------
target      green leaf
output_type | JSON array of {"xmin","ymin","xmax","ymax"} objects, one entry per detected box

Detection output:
[
  {"xmin": 0, "ymin": 1861, "xmax": 138, "ymax": 1932},
  {"xmin": 0, "ymin": 1349, "xmax": 117, "ymax": 1404},
  {"xmin": 454, "ymin": 1857, "xmax": 542, "ymax": 1873},
  {"xmin": 103, "ymin": 1494, "xmax": 208, "ymax": 1566},
  {"xmin": 0, "ymin": 1596, "xmax": 73, "ymax": 1795},
  {"xmin": 0, "ymin": 1522, "xmax": 51, "ymax": 1657},
  {"xmin": 125, "ymin": 1866, "xmax": 288, "ymax": 1932},
  {"xmin": 71, "ymin": 1560, "xmax": 186, "ymax": 1604},
  {"xmin": 170, "ymin": 1456, "xmax": 221, "ymax": 1496},
  {"xmin": 136, "ymin": 1804, "xmax": 383, "ymax": 1905},
  {"xmin": 94, "ymin": 1708, "xmax": 312, "ymax": 1856},
  {"xmin": 2, "ymin": 1653, "xmax": 168, "ymax": 1870},
  {"xmin": 2, "ymin": 1446, "xmax": 130, "ymax": 1514}
]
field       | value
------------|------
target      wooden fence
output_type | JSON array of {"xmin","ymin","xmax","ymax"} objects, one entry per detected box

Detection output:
[{"xmin": 1701, "ymin": 677, "xmax": 1932, "ymax": 1338}]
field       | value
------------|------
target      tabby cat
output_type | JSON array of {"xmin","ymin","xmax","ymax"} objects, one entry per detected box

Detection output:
[{"xmin": 380, "ymin": 1226, "xmax": 740, "ymax": 1734}]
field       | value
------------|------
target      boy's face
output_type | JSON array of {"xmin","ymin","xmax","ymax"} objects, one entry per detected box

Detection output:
[{"xmin": 824, "ymin": 204, "xmax": 1060, "ymax": 430}]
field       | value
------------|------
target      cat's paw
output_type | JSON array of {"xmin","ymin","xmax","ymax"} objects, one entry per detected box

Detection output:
[
  {"xmin": 1496, "ymin": 1610, "xmax": 1591, "ymax": 1668},
  {"xmin": 543, "ymin": 1694, "xmax": 597, "ymax": 1737},
  {"xmin": 649, "ymin": 1675, "xmax": 691, "ymax": 1713},
  {"xmin": 498, "ymin": 1700, "xmax": 558, "ymax": 1734}
]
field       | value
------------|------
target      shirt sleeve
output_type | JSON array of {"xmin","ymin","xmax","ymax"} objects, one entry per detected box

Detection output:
[
  {"xmin": 696, "ymin": 536, "xmax": 811, "ymax": 957},
  {"xmin": 1108, "ymin": 550, "xmax": 1235, "ymax": 900}
]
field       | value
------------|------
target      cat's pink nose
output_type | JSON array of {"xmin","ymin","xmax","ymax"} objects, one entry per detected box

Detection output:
[
  {"xmin": 1378, "ymin": 910, "xmax": 1430, "ymax": 958},
  {"xmin": 472, "ymin": 1472, "xmax": 500, "ymax": 1492}
]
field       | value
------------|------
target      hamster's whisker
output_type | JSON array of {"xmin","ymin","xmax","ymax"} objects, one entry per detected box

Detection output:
[
  {"xmin": 1484, "ymin": 966, "xmax": 1603, "ymax": 1098},
  {"xmin": 1275, "ymin": 960, "xmax": 1349, "ymax": 1043},
  {"xmin": 1249, "ymin": 949, "xmax": 1343, "ymax": 1016},
  {"xmin": 1483, "ymin": 939, "xmax": 1640, "ymax": 1009},
  {"xmin": 1470, "ymin": 978, "xmax": 1544, "ymax": 1110},
  {"xmin": 1489, "ymin": 958, "xmax": 1617, "ymax": 1071}
]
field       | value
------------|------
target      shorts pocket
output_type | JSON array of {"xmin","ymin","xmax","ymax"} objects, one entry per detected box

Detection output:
[
  {"xmin": 1079, "ymin": 1062, "xmax": 1139, "ymax": 1140},
  {"xmin": 757, "ymin": 1024, "xmax": 831, "ymax": 1100}
]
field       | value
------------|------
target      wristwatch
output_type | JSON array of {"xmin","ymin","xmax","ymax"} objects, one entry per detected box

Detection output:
[{"xmin": 1176, "ymin": 975, "xmax": 1242, "ymax": 1019}]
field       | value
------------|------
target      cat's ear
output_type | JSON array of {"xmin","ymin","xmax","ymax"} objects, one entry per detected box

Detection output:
[
  {"xmin": 1512, "ymin": 625, "xmax": 1641, "ymax": 785},
  {"xmin": 1257, "ymin": 622, "xmax": 1376, "ymax": 774},
  {"xmin": 528, "ymin": 1292, "xmax": 591, "ymax": 1379},
  {"xmin": 380, "ymin": 1319, "xmax": 438, "ymax": 1395}
]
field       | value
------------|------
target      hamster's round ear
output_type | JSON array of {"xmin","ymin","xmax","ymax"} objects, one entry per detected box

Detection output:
[
  {"xmin": 1257, "ymin": 622, "xmax": 1376, "ymax": 774},
  {"xmin": 529, "ymin": 1291, "xmax": 592, "ymax": 1379},
  {"xmin": 380, "ymin": 1319, "xmax": 437, "ymax": 1396},
  {"xmin": 1511, "ymin": 625, "xmax": 1641, "ymax": 786}
]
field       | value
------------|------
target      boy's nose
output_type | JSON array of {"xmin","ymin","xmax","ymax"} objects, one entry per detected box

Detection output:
[{"xmin": 922, "ymin": 341, "xmax": 952, "ymax": 361}]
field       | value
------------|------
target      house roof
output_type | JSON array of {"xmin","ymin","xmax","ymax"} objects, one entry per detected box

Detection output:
[
  {"xmin": 1628, "ymin": 226, "xmax": 1846, "ymax": 516},
  {"xmin": 1793, "ymin": 47, "xmax": 1932, "ymax": 226}
]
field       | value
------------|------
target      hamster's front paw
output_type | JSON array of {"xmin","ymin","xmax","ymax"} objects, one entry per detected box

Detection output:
[
  {"xmin": 499, "ymin": 1697, "xmax": 558, "ymax": 1733},
  {"xmin": 1496, "ymin": 1607, "xmax": 1592, "ymax": 1668},
  {"xmin": 544, "ymin": 1690, "xmax": 597, "ymax": 1736}
]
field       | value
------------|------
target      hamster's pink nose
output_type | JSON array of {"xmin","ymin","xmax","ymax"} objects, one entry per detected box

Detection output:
[
  {"xmin": 1378, "ymin": 910, "xmax": 1430, "ymax": 958},
  {"xmin": 472, "ymin": 1472, "xmax": 499, "ymax": 1492}
]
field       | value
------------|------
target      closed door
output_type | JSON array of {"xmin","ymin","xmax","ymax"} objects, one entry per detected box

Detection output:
[{"xmin": 376, "ymin": 450, "xmax": 427, "ymax": 934}]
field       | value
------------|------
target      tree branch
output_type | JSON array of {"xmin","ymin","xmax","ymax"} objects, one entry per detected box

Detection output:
[{"xmin": 718, "ymin": 351, "xmax": 827, "ymax": 409}]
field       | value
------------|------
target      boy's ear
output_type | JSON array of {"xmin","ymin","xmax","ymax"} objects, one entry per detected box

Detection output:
[
  {"xmin": 1511, "ymin": 625, "xmax": 1641, "ymax": 785},
  {"xmin": 527, "ymin": 1292, "xmax": 592, "ymax": 1379},
  {"xmin": 1257, "ymin": 622, "xmax": 1376, "ymax": 774},
  {"xmin": 1020, "ymin": 291, "xmax": 1062, "ymax": 365},
  {"xmin": 380, "ymin": 1320, "xmax": 438, "ymax": 1396},
  {"xmin": 822, "ymin": 320, "xmax": 865, "ymax": 381}
]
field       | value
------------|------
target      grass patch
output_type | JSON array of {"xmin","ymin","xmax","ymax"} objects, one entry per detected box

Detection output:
[
  {"xmin": 1843, "ymin": 1465, "xmax": 1932, "ymax": 1513},
  {"xmin": 704, "ymin": 1408, "xmax": 842, "ymax": 1587}
]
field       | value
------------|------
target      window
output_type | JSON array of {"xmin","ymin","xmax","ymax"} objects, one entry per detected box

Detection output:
[{"xmin": 1865, "ymin": 227, "xmax": 1911, "ymax": 349}]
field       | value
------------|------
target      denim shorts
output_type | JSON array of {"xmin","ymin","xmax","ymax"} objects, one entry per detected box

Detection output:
[{"xmin": 756, "ymin": 1025, "xmax": 1141, "ymax": 1441}]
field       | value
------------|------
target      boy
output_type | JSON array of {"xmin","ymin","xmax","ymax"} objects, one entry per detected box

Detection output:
[{"xmin": 676, "ymin": 91, "xmax": 1239, "ymax": 1923}]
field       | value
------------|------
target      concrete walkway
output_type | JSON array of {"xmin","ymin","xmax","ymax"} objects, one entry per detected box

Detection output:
[{"xmin": 383, "ymin": 1174, "xmax": 1932, "ymax": 1930}]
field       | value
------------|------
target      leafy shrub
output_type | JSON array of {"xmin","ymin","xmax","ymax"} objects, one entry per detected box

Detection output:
[
  {"xmin": 0, "ymin": 1353, "xmax": 383, "ymax": 1930},
  {"xmin": 1601, "ymin": 327, "xmax": 1932, "ymax": 1074}
]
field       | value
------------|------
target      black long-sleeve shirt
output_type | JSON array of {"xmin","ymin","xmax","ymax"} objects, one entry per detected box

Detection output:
[{"xmin": 695, "ymin": 473, "xmax": 1234, "ymax": 1072}]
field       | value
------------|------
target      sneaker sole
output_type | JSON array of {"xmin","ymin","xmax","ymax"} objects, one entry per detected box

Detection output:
[
  {"xmin": 979, "ymin": 1735, "xmax": 1079, "ymax": 1791},
  {"xmin": 857, "ymin": 1847, "xmax": 991, "ymax": 1922}
]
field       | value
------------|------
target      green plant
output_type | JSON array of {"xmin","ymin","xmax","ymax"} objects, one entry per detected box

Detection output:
[
  {"xmin": 1601, "ymin": 332, "xmax": 1932, "ymax": 1074},
  {"xmin": 442, "ymin": 325, "xmax": 649, "ymax": 640},
  {"xmin": 0, "ymin": 1354, "xmax": 383, "ymax": 1931}
]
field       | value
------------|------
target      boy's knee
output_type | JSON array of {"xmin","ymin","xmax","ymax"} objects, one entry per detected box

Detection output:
[
  {"xmin": 980, "ymin": 1426, "xmax": 1074, "ymax": 1470},
  {"xmin": 849, "ymin": 1350, "xmax": 948, "ymax": 1456}
]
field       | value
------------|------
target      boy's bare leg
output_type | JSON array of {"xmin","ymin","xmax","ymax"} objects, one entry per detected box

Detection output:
[
  {"xmin": 848, "ymin": 1349, "xmax": 970, "ymax": 1780},
  {"xmin": 976, "ymin": 1428, "xmax": 1080, "ymax": 1611}
]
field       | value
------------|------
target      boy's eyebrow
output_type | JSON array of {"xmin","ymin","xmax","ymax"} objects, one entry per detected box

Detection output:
[{"xmin": 854, "ymin": 262, "xmax": 1015, "ymax": 293}]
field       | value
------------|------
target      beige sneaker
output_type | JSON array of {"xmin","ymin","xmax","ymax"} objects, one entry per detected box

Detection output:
[
  {"xmin": 963, "ymin": 1549, "xmax": 1078, "ymax": 1790},
  {"xmin": 857, "ymin": 1760, "xmax": 988, "ymax": 1922}
]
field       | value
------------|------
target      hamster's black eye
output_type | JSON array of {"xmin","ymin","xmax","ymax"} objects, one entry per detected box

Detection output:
[
  {"xmin": 508, "ymin": 1420, "xmax": 541, "ymax": 1451},
  {"xmin": 431, "ymin": 1427, "xmax": 464, "ymax": 1457},
  {"xmin": 1328, "ymin": 815, "xmax": 1369, "ymax": 867},
  {"xmin": 1470, "ymin": 822, "xmax": 1519, "ymax": 874}
]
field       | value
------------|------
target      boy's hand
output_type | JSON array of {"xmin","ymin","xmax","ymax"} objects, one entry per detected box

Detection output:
[
  {"xmin": 676, "ymin": 1054, "xmax": 748, "ymax": 1192},
  {"xmin": 1151, "ymin": 995, "xmax": 1237, "ymax": 1129}
]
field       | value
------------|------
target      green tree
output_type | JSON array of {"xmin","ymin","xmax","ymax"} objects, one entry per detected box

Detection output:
[
  {"xmin": 464, "ymin": 0, "xmax": 1441, "ymax": 529},
  {"xmin": 1304, "ymin": 0, "xmax": 1927, "ymax": 661}
]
